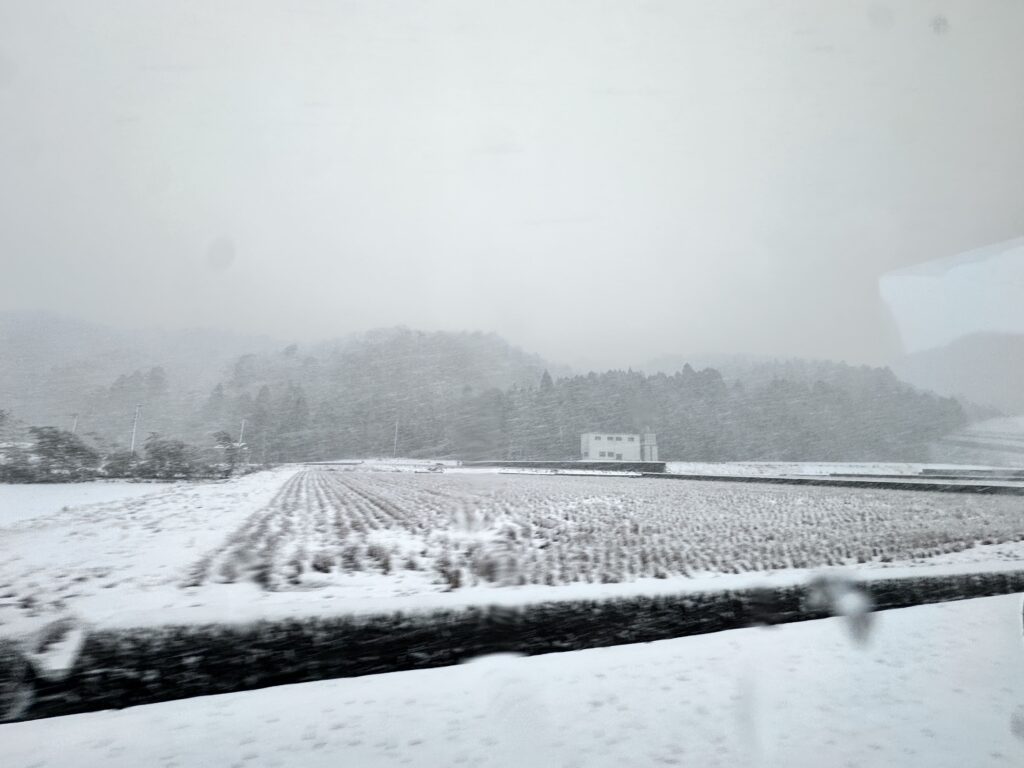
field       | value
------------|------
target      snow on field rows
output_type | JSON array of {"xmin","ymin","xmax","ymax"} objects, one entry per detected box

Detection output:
[
  {"xmin": 3, "ymin": 593, "xmax": 1022, "ymax": 768},
  {"xmin": 0, "ymin": 467, "xmax": 300, "ymax": 633},
  {"xmin": 191, "ymin": 468, "xmax": 1024, "ymax": 592},
  {"xmin": 3, "ymin": 466, "xmax": 1024, "ymax": 630}
]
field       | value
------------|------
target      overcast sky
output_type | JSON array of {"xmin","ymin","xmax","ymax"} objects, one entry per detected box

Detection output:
[{"xmin": 2, "ymin": 1, "xmax": 1022, "ymax": 369}]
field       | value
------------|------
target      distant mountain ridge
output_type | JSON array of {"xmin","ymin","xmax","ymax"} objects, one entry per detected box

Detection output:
[
  {"xmin": 0, "ymin": 311, "xmax": 278, "ymax": 430},
  {"xmin": 0, "ymin": 313, "xmax": 563, "ymax": 448},
  {"xmin": 644, "ymin": 349, "xmax": 1011, "ymax": 419},
  {"xmin": 891, "ymin": 333, "xmax": 1024, "ymax": 415},
  {"xmin": 0, "ymin": 312, "xmax": 967, "ymax": 461},
  {"xmin": 642, "ymin": 353, "xmax": 884, "ymax": 387}
]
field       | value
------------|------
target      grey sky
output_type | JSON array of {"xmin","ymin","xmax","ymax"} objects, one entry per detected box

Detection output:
[{"xmin": 2, "ymin": 1, "xmax": 1022, "ymax": 370}]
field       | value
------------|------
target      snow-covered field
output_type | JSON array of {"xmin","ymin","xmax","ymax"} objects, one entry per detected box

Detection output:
[
  {"xmin": 1, "ymin": 466, "xmax": 1022, "ymax": 634},
  {"xmin": 0, "ymin": 467, "xmax": 299, "ymax": 633},
  {"xmin": 932, "ymin": 416, "xmax": 1024, "ymax": 467},
  {"xmin": 665, "ymin": 460, "xmax": 1012, "ymax": 477},
  {"xmin": 190, "ymin": 469, "xmax": 1024, "ymax": 589},
  {"xmin": 0, "ymin": 482, "xmax": 174, "ymax": 525},
  {"xmin": 3, "ymin": 466, "xmax": 1024, "ymax": 631},
  {"xmin": 2, "ymin": 593, "xmax": 1022, "ymax": 768}
]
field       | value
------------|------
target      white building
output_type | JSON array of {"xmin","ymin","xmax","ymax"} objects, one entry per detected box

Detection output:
[{"xmin": 580, "ymin": 432, "xmax": 658, "ymax": 462}]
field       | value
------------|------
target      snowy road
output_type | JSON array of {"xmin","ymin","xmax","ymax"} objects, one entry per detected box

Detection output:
[{"xmin": 2, "ymin": 594, "xmax": 1023, "ymax": 768}]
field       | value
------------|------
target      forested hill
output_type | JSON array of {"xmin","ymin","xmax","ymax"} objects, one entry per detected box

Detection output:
[
  {"xmin": 1, "ymin": 314, "xmax": 965, "ymax": 462},
  {"xmin": 0, "ymin": 321, "xmax": 565, "ymax": 456},
  {"xmin": 197, "ymin": 354, "xmax": 963, "ymax": 463},
  {"xmin": 198, "ymin": 328, "xmax": 562, "ymax": 460},
  {"xmin": 0, "ymin": 311, "xmax": 277, "ymax": 434}
]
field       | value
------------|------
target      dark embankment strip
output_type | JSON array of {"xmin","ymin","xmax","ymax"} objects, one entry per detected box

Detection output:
[
  {"xmin": 645, "ymin": 473, "xmax": 1024, "ymax": 495},
  {"xmin": 919, "ymin": 467, "xmax": 1024, "ymax": 479},
  {"xmin": 13, "ymin": 570, "xmax": 1024, "ymax": 722}
]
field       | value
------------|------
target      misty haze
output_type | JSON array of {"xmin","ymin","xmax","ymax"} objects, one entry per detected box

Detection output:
[{"xmin": 1, "ymin": 2, "xmax": 1023, "ymax": 767}]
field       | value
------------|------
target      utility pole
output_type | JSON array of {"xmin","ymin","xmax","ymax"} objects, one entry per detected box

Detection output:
[
  {"xmin": 129, "ymin": 404, "xmax": 141, "ymax": 456},
  {"xmin": 392, "ymin": 416, "xmax": 399, "ymax": 458},
  {"xmin": 238, "ymin": 418, "xmax": 246, "ymax": 447},
  {"xmin": 71, "ymin": 414, "xmax": 79, "ymax": 435}
]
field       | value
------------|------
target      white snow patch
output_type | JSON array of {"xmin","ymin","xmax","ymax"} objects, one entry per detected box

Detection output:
[
  {"xmin": 0, "ymin": 482, "xmax": 174, "ymax": 525},
  {"xmin": 665, "ymin": 460, "xmax": 1008, "ymax": 477},
  {"xmin": 0, "ymin": 467, "xmax": 300, "ymax": 635}
]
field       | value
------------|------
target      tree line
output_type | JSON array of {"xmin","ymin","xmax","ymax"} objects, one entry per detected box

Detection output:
[
  {"xmin": 199, "ymin": 360, "xmax": 965, "ymax": 463},
  {"xmin": 1, "ymin": 327, "xmax": 969, "ymax": 477},
  {"xmin": 0, "ymin": 409, "xmax": 249, "ymax": 483}
]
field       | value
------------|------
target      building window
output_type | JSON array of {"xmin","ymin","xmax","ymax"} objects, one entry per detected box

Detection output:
[
  {"xmin": 616, "ymin": 453, "xmax": 623, "ymax": 460},
  {"xmin": 628, "ymin": 436, "xmax": 635, "ymax": 442},
  {"xmin": 594, "ymin": 435, "xmax": 601, "ymax": 440},
  {"xmin": 616, "ymin": 436, "xmax": 623, "ymax": 441},
  {"xmin": 598, "ymin": 451, "xmax": 606, "ymax": 457}
]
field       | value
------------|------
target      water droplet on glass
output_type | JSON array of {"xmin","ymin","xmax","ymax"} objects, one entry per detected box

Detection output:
[
  {"xmin": 806, "ymin": 571, "xmax": 874, "ymax": 645},
  {"xmin": 1010, "ymin": 706, "xmax": 1024, "ymax": 742},
  {"xmin": 929, "ymin": 15, "xmax": 949, "ymax": 35}
]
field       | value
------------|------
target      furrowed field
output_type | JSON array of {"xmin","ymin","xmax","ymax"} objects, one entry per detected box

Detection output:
[
  {"xmin": 189, "ymin": 468, "xmax": 1024, "ymax": 591},
  {"xmin": 4, "ymin": 466, "xmax": 1024, "ymax": 631}
]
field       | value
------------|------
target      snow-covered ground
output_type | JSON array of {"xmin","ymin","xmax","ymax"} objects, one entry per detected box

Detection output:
[
  {"xmin": 2, "ymin": 593, "xmax": 1022, "ymax": 768},
  {"xmin": 331, "ymin": 459, "xmax": 461, "ymax": 473},
  {"xmin": 46, "ymin": 547, "xmax": 1024, "ymax": 631},
  {"xmin": 3, "ymin": 466, "xmax": 1024, "ymax": 632},
  {"xmin": 665, "ymin": 460, "xmax": 1011, "ymax": 477},
  {"xmin": 0, "ymin": 467, "xmax": 299, "ymax": 634},
  {"xmin": 179, "ymin": 468, "xmax": 1024, "ymax": 614},
  {"xmin": 932, "ymin": 417, "xmax": 1024, "ymax": 467},
  {"xmin": 0, "ymin": 482, "xmax": 174, "ymax": 525},
  {"xmin": 366, "ymin": 459, "xmax": 1016, "ymax": 479}
]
